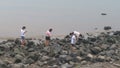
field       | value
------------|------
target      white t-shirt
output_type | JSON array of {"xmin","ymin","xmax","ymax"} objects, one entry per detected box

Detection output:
[
  {"xmin": 74, "ymin": 31, "xmax": 80, "ymax": 37},
  {"xmin": 71, "ymin": 35, "xmax": 76, "ymax": 44},
  {"xmin": 21, "ymin": 29, "xmax": 26, "ymax": 37}
]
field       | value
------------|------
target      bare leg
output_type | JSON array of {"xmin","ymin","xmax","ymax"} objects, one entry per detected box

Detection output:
[
  {"xmin": 45, "ymin": 40, "xmax": 49, "ymax": 46},
  {"xmin": 21, "ymin": 40, "xmax": 26, "ymax": 46},
  {"xmin": 71, "ymin": 44, "xmax": 75, "ymax": 52}
]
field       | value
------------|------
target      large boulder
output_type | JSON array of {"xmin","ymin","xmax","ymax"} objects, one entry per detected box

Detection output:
[{"xmin": 104, "ymin": 26, "xmax": 112, "ymax": 30}]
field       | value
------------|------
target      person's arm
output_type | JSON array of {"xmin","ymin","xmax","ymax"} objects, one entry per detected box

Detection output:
[{"xmin": 23, "ymin": 31, "xmax": 27, "ymax": 35}]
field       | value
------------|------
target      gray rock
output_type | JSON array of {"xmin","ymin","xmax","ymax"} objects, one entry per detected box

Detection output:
[
  {"xmin": 76, "ymin": 56, "xmax": 83, "ymax": 61},
  {"xmin": 0, "ymin": 60, "xmax": 8, "ymax": 68},
  {"xmin": 24, "ymin": 58, "xmax": 34, "ymax": 64},
  {"xmin": 61, "ymin": 63, "xmax": 73, "ymax": 68},
  {"xmin": 11, "ymin": 63, "xmax": 24, "ymax": 68},
  {"xmin": 91, "ymin": 47, "xmax": 102, "ymax": 54},
  {"xmin": 14, "ymin": 54, "xmax": 24, "ymax": 63},
  {"xmin": 59, "ymin": 55, "xmax": 67, "ymax": 58},
  {"xmin": 110, "ymin": 44, "xmax": 117, "ymax": 49},
  {"xmin": 96, "ymin": 55, "xmax": 105, "ymax": 62},
  {"xmin": 41, "ymin": 56, "xmax": 50, "ymax": 61},
  {"xmin": 81, "ymin": 61, "xmax": 87, "ymax": 65},
  {"xmin": 36, "ymin": 61, "xmax": 44, "ymax": 66},
  {"xmin": 66, "ymin": 55, "xmax": 73, "ymax": 61},
  {"xmin": 100, "ymin": 44, "xmax": 109, "ymax": 50},
  {"xmin": 28, "ymin": 48, "xmax": 34, "ymax": 52}
]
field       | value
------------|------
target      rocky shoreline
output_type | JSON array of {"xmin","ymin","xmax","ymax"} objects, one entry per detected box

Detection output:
[{"xmin": 0, "ymin": 30, "xmax": 120, "ymax": 68}]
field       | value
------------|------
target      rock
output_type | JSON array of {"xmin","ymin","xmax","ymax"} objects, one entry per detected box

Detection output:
[
  {"xmin": 28, "ymin": 52, "xmax": 39, "ymax": 62},
  {"xmin": 100, "ymin": 44, "xmax": 109, "ymax": 50},
  {"xmin": 81, "ymin": 61, "xmax": 87, "ymax": 65},
  {"xmin": 104, "ymin": 26, "xmax": 112, "ymax": 30},
  {"xmin": 77, "ymin": 49, "xmax": 87, "ymax": 56},
  {"xmin": 59, "ymin": 55, "xmax": 67, "ymax": 58},
  {"xmin": 113, "ymin": 31, "xmax": 120, "ymax": 35},
  {"xmin": 48, "ymin": 43, "xmax": 62, "ymax": 57},
  {"xmin": 24, "ymin": 58, "xmax": 34, "ymax": 64},
  {"xmin": 27, "ymin": 64, "xmax": 40, "ymax": 68},
  {"xmin": 15, "ymin": 38, "xmax": 21, "ymax": 45},
  {"xmin": 96, "ymin": 55, "xmax": 105, "ymax": 62},
  {"xmin": 14, "ymin": 54, "xmax": 24, "ymax": 63},
  {"xmin": 27, "ymin": 48, "xmax": 34, "ymax": 52},
  {"xmin": 87, "ymin": 54, "xmax": 94, "ymax": 59},
  {"xmin": 11, "ymin": 63, "xmax": 24, "ymax": 68},
  {"xmin": 0, "ymin": 60, "xmax": 8, "ymax": 68},
  {"xmin": 14, "ymin": 48, "xmax": 21, "ymax": 54},
  {"xmin": 110, "ymin": 44, "xmax": 117, "ymax": 49},
  {"xmin": 61, "ymin": 63, "xmax": 73, "ymax": 68},
  {"xmin": 76, "ymin": 56, "xmax": 83, "ymax": 61},
  {"xmin": 0, "ymin": 51, "xmax": 5, "ymax": 56},
  {"xmin": 106, "ymin": 57, "xmax": 112, "ymax": 62},
  {"xmin": 52, "ymin": 65, "xmax": 59, "ymax": 68},
  {"xmin": 85, "ymin": 53, "xmax": 94, "ymax": 61},
  {"xmin": 66, "ymin": 55, "xmax": 73, "ymax": 61},
  {"xmin": 41, "ymin": 56, "xmax": 50, "ymax": 61},
  {"xmin": 91, "ymin": 47, "xmax": 102, "ymax": 54},
  {"xmin": 36, "ymin": 61, "xmax": 44, "ymax": 67},
  {"xmin": 61, "ymin": 50, "xmax": 68, "ymax": 55},
  {"xmin": 88, "ymin": 37, "xmax": 96, "ymax": 42}
]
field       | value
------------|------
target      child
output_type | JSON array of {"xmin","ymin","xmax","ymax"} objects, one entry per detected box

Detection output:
[
  {"xmin": 45, "ymin": 28, "xmax": 53, "ymax": 46},
  {"xmin": 71, "ymin": 32, "xmax": 77, "ymax": 46},
  {"xmin": 21, "ymin": 26, "xmax": 27, "ymax": 46},
  {"xmin": 70, "ymin": 32, "xmax": 77, "ymax": 51}
]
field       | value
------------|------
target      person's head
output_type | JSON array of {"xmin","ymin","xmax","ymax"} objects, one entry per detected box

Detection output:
[
  {"xmin": 22, "ymin": 26, "xmax": 26, "ymax": 30},
  {"xmin": 49, "ymin": 28, "xmax": 53, "ymax": 32},
  {"xmin": 70, "ymin": 32, "xmax": 74, "ymax": 35}
]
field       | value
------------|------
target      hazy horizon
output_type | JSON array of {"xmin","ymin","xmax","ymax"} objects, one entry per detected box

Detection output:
[{"xmin": 0, "ymin": 0, "xmax": 120, "ymax": 38}]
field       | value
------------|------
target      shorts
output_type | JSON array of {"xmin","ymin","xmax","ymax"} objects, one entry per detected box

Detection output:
[
  {"xmin": 21, "ymin": 36, "xmax": 25, "ymax": 40},
  {"xmin": 45, "ymin": 36, "xmax": 50, "ymax": 40}
]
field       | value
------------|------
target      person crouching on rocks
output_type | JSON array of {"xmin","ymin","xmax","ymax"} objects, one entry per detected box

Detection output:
[
  {"xmin": 45, "ymin": 28, "xmax": 53, "ymax": 46},
  {"xmin": 70, "ymin": 32, "xmax": 77, "ymax": 51},
  {"xmin": 21, "ymin": 26, "xmax": 27, "ymax": 46}
]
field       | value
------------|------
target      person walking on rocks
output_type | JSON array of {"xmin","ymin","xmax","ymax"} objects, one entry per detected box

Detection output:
[
  {"xmin": 45, "ymin": 28, "xmax": 53, "ymax": 46},
  {"xmin": 70, "ymin": 32, "xmax": 77, "ymax": 51},
  {"xmin": 21, "ymin": 26, "xmax": 27, "ymax": 46}
]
